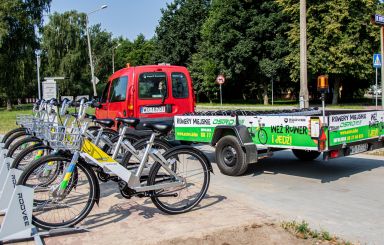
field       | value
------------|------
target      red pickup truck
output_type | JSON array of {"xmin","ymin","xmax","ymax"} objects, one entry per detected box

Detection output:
[{"xmin": 95, "ymin": 64, "xmax": 195, "ymax": 128}]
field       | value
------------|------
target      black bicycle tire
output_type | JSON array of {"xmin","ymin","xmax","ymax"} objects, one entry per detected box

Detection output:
[
  {"xmin": 147, "ymin": 147, "xmax": 210, "ymax": 214},
  {"xmin": 3, "ymin": 131, "xmax": 30, "ymax": 150},
  {"xmin": 17, "ymin": 154, "xmax": 98, "ymax": 230},
  {"xmin": 10, "ymin": 143, "xmax": 52, "ymax": 169},
  {"xmin": 120, "ymin": 137, "xmax": 172, "ymax": 167},
  {"xmin": 1, "ymin": 127, "xmax": 26, "ymax": 143},
  {"xmin": 6, "ymin": 136, "xmax": 42, "ymax": 158}
]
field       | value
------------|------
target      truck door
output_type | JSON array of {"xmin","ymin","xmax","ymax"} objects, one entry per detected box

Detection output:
[
  {"xmin": 170, "ymin": 72, "xmax": 194, "ymax": 115},
  {"xmin": 107, "ymin": 76, "xmax": 128, "ymax": 120},
  {"xmin": 95, "ymin": 81, "xmax": 111, "ymax": 119},
  {"xmin": 136, "ymin": 71, "xmax": 171, "ymax": 118}
]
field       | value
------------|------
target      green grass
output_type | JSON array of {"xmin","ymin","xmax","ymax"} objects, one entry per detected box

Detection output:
[
  {"xmin": 197, "ymin": 100, "xmax": 297, "ymax": 107},
  {"xmin": 281, "ymin": 220, "xmax": 353, "ymax": 244},
  {"xmin": 0, "ymin": 104, "xmax": 33, "ymax": 134},
  {"xmin": 197, "ymin": 102, "xmax": 365, "ymax": 109},
  {"xmin": 0, "ymin": 104, "xmax": 95, "ymax": 134}
]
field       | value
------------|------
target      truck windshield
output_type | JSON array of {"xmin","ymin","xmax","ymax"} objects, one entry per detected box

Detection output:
[{"xmin": 138, "ymin": 72, "xmax": 167, "ymax": 99}]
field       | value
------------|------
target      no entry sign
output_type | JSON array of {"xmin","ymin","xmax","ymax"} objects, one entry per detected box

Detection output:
[{"xmin": 216, "ymin": 75, "xmax": 225, "ymax": 85}]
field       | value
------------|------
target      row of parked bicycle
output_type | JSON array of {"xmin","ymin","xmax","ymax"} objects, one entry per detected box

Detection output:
[{"xmin": 0, "ymin": 98, "xmax": 212, "ymax": 230}]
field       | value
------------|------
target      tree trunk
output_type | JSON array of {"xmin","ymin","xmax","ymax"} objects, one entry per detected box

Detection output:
[
  {"xmin": 332, "ymin": 79, "xmax": 341, "ymax": 105},
  {"xmin": 263, "ymin": 85, "xmax": 269, "ymax": 105},
  {"xmin": 6, "ymin": 98, "xmax": 12, "ymax": 111}
]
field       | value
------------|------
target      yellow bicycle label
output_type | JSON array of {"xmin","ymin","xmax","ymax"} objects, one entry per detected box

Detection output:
[{"xmin": 81, "ymin": 139, "xmax": 115, "ymax": 163}]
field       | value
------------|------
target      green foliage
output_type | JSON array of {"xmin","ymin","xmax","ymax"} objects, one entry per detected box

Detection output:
[
  {"xmin": 155, "ymin": 0, "xmax": 210, "ymax": 66},
  {"xmin": 0, "ymin": 0, "xmax": 50, "ymax": 109},
  {"xmin": 281, "ymin": 220, "xmax": 352, "ymax": 244},
  {"xmin": 42, "ymin": 11, "xmax": 89, "ymax": 96},
  {"xmin": 190, "ymin": 0, "xmax": 290, "ymax": 103},
  {"xmin": 42, "ymin": 12, "xmax": 114, "ymax": 97},
  {"xmin": 114, "ymin": 34, "xmax": 156, "ymax": 70},
  {"xmin": 89, "ymin": 24, "xmax": 114, "ymax": 87},
  {"xmin": 277, "ymin": 0, "xmax": 382, "ymax": 103}
]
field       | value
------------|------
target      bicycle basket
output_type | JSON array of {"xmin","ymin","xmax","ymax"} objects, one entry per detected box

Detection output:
[
  {"xmin": 45, "ymin": 126, "xmax": 82, "ymax": 151},
  {"xmin": 16, "ymin": 114, "xmax": 35, "ymax": 127}
]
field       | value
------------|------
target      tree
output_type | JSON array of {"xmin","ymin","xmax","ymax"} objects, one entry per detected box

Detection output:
[
  {"xmin": 42, "ymin": 12, "xmax": 114, "ymax": 97},
  {"xmin": 42, "ymin": 11, "xmax": 90, "ymax": 96},
  {"xmin": 114, "ymin": 34, "xmax": 156, "ymax": 70},
  {"xmin": 0, "ymin": 0, "xmax": 51, "ymax": 109},
  {"xmin": 190, "ymin": 0, "xmax": 290, "ymax": 104},
  {"xmin": 155, "ymin": 0, "xmax": 210, "ymax": 66},
  {"xmin": 278, "ymin": 0, "xmax": 380, "ymax": 104},
  {"xmin": 89, "ymin": 24, "xmax": 114, "ymax": 92}
]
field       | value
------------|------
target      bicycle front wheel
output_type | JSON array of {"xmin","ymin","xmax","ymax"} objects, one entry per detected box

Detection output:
[
  {"xmin": 147, "ymin": 147, "xmax": 210, "ymax": 214},
  {"xmin": 17, "ymin": 154, "xmax": 98, "ymax": 230}
]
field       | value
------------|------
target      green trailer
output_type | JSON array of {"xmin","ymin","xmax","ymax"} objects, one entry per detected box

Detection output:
[{"xmin": 174, "ymin": 109, "xmax": 384, "ymax": 176}]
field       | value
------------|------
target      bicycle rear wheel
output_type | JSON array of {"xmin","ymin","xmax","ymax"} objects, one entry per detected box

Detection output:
[
  {"xmin": 1, "ymin": 127, "xmax": 26, "ymax": 143},
  {"xmin": 3, "ymin": 131, "xmax": 30, "ymax": 150},
  {"xmin": 17, "ymin": 154, "xmax": 98, "ymax": 230},
  {"xmin": 120, "ymin": 138, "xmax": 171, "ymax": 167},
  {"xmin": 6, "ymin": 136, "xmax": 42, "ymax": 158},
  {"xmin": 11, "ymin": 143, "xmax": 52, "ymax": 170},
  {"xmin": 147, "ymin": 147, "xmax": 210, "ymax": 214}
]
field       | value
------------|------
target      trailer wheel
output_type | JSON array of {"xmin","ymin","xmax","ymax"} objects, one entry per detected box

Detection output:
[
  {"xmin": 216, "ymin": 135, "xmax": 248, "ymax": 176},
  {"xmin": 292, "ymin": 149, "xmax": 321, "ymax": 161}
]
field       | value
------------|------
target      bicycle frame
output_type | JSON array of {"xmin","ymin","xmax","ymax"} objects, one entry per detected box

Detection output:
[{"xmin": 80, "ymin": 134, "xmax": 183, "ymax": 192}]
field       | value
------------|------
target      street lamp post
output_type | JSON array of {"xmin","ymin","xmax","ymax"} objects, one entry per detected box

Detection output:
[
  {"xmin": 85, "ymin": 4, "xmax": 108, "ymax": 97},
  {"xmin": 112, "ymin": 43, "xmax": 121, "ymax": 73},
  {"xmin": 299, "ymin": 0, "xmax": 309, "ymax": 108},
  {"xmin": 36, "ymin": 53, "xmax": 41, "ymax": 100}
]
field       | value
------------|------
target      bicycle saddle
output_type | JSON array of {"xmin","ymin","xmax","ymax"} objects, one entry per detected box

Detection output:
[
  {"xmin": 142, "ymin": 122, "xmax": 173, "ymax": 134},
  {"xmin": 94, "ymin": 119, "xmax": 115, "ymax": 128},
  {"xmin": 115, "ymin": 117, "xmax": 140, "ymax": 128},
  {"xmin": 86, "ymin": 114, "xmax": 96, "ymax": 120}
]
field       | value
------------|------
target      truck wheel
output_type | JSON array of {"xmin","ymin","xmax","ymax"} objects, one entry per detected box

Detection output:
[
  {"xmin": 292, "ymin": 149, "xmax": 321, "ymax": 161},
  {"xmin": 215, "ymin": 135, "xmax": 248, "ymax": 176}
]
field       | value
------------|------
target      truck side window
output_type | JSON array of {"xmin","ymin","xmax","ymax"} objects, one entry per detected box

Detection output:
[
  {"xmin": 110, "ymin": 76, "xmax": 128, "ymax": 102},
  {"xmin": 138, "ymin": 72, "xmax": 167, "ymax": 99},
  {"xmin": 100, "ymin": 82, "xmax": 110, "ymax": 103},
  {"xmin": 171, "ymin": 72, "xmax": 189, "ymax": 98}
]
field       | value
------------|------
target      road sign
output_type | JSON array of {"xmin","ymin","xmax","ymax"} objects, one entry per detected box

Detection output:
[
  {"xmin": 373, "ymin": 54, "xmax": 382, "ymax": 68},
  {"xmin": 216, "ymin": 75, "xmax": 225, "ymax": 85},
  {"xmin": 42, "ymin": 80, "xmax": 57, "ymax": 100},
  {"xmin": 372, "ymin": 14, "xmax": 384, "ymax": 26}
]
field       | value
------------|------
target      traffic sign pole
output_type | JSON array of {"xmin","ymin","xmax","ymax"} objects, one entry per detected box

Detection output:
[
  {"xmin": 216, "ymin": 75, "xmax": 225, "ymax": 107},
  {"xmin": 381, "ymin": 26, "xmax": 384, "ymax": 109},
  {"xmin": 219, "ymin": 84, "xmax": 222, "ymax": 107},
  {"xmin": 376, "ymin": 67, "xmax": 378, "ymax": 109}
]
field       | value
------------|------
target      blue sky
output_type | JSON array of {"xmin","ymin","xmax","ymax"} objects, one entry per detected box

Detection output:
[{"xmin": 46, "ymin": 0, "xmax": 173, "ymax": 41}]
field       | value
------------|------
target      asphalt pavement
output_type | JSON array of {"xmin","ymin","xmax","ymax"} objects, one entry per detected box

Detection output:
[{"xmin": 196, "ymin": 145, "xmax": 384, "ymax": 244}]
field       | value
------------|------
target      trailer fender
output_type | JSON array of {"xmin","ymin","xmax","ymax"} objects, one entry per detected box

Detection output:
[{"xmin": 211, "ymin": 125, "xmax": 258, "ymax": 164}]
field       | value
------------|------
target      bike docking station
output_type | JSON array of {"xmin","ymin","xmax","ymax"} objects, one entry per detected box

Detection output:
[{"xmin": 0, "ymin": 166, "xmax": 87, "ymax": 244}]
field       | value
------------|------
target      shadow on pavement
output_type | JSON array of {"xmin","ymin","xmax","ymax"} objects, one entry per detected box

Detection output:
[
  {"xmin": 83, "ymin": 192, "xmax": 226, "ymax": 230},
  {"xmin": 244, "ymin": 150, "xmax": 384, "ymax": 183}
]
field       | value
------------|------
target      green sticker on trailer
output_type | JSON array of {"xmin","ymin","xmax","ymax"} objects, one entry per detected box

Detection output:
[
  {"xmin": 328, "ymin": 111, "xmax": 384, "ymax": 146},
  {"xmin": 175, "ymin": 115, "xmax": 323, "ymax": 150}
]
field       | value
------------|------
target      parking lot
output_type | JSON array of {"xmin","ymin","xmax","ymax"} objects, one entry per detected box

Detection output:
[{"xmin": 14, "ymin": 146, "xmax": 383, "ymax": 245}]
